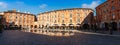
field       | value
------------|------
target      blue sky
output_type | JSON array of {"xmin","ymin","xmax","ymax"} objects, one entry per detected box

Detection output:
[{"xmin": 0, "ymin": 0, "xmax": 106, "ymax": 15}]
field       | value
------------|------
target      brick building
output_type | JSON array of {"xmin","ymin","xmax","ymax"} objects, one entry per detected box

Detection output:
[{"xmin": 96, "ymin": 0, "xmax": 120, "ymax": 31}]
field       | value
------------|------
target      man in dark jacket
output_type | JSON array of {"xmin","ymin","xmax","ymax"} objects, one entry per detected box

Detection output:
[
  {"xmin": 108, "ymin": 23, "xmax": 113, "ymax": 35},
  {"xmin": 0, "ymin": 24, "xmax": 4, "ymax": 33}
]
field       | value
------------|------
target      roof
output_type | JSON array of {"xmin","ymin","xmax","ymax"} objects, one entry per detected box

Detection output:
[
  {"xmin": 95, "ymin": 0, "xmax": 108, "ymax": 9},
  {"xmin": 4, "ymin": 10, "xmax": 35, "ymax": 16},
  {"xmin": 38, "ymin": 8, "xmax": 94, "ymax": 15}
]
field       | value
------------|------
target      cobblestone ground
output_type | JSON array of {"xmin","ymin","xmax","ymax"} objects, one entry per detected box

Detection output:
[{"xmin": 0, "ymin": 30, "xmax": 120, "ymax": 45}]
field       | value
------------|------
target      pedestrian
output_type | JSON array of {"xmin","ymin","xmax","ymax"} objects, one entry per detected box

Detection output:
[
  {"xmin": 0, "ymin": 24, "xmax": 4, "ymax": 33},
  {"xmin": 109, "ymin": 24, "xmax": 113, "ymax": 35},
  {"xmin": 94, "ymin": 24, "xmax": 97, "ymax": 32}
]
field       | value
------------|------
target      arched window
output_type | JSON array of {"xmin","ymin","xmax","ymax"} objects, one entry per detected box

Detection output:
[
  {"xmin": 31, "ymin": 25, "xmax": 33, "ymax": 28},
  {"xmin": 34, "ymin": 25, "xmax": 37, "ymax": 28},
  {"xmin": 70, "ymin": 14, "xmax": 72, "ymax": 18}
]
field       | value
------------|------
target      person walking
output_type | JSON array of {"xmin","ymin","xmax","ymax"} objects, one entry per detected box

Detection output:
[
  {"xmin": 108, "ymin": 23, "xmax": 113, "ymax": 35},
  {"xmin": 0, "ymin": 24, "xmax": 4, "ymax": 33},
  {"xmin": 94, "ymin": 24, "xmax": 97, "ymax": 32}
]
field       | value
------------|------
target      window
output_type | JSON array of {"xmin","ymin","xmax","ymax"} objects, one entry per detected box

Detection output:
[
  {"xmin": 9, "ymin": 20, "xmax": 12, "ymax": 23},
  {"xmin": 106, "ymin": 3, "xmax": 108, "ymax": 6},
  {"xmin": 55, "ymin": 12, "xmax": 57, "ymax": 13},
  {"xmin": 77, "ymin": 10, "xmax": 79, "ymax": 12},
  {"xmin": 58, "ymin": 20, "xmax": 60, "ymax": 22},
  {"xmin": 70, "ymin": 19, "xmax": 72, "ymax": 23},
  {"xmin": 23, "ymin": 16, "xmax": 26, "ymax": 23},
  {"xmin": 15, "ymin": 19, "xmax": 18, "ymax": 22},
  {"xmin": 62, "ymin": 20, "xmax": 64, "ymax": 23},
  {"xmin": 69, "ymin": 10, "xmax": 72, "ymax": 12},
  {"xmin": 70, "ymin": 14, "xmax": 72, "ymax": 18},
  {"xmin": 9, "ymin": 16, "xmax": 12, "ymax": 19},
  {"xmin": 119, "ymin": 1, "xmax": 120, "ymax": 4},
  {"xmin": 111, "ymin": 0, "xmax": 114, "ymax": 3},
  {"xmin": 52, "ymin": 16, "xmax": 54, "ymax": 18},
  {"xmin": 16, "ymin": 16, "xmax": 18, "ymax": 19},
  {"xmin": 54, "ymin": 20, "xmax": 56, "ymax": 23},
  {"xmin": 104, "ymin": 15, "xmax": 107, "ymax": 20},
  {"xmin": 24, "ymin": 16, "xmax": 26, "ymax": 19},
  {"xmin": 62, "ymin": 14, "xmax": 64, "ymax": 18},
  {"xmin": 47, "ymin": 16, "xmax": 49, "ymax": 19},
  {"xmin": 77, "ymin": 19, "xmax": 80, "ymax": 23},
  {"xmin": 77, "ymin": 13, "xmax": 80, "ymax": 16},
  {"xmin": 111, "ymin": 6, "xmax": 115, "ymax": 10},
  {"xmin": 112, "ymin": 14, "xmax": 115, "ymax": 19},
  {"xmin": 34, "ymin": 25, "xmax": 37, "ymax": 28},
  {"xmin": 83, "ymin": 9, "xmax": 87, "ymax": 12},
  {"xmin": 55, "ymin": 15, "xmax": 56, "ymax": 18},
  {"xmin": 106, "ymin": 10, "xmax": 108, "ymax": 12},
  {"xmin": 84, "ymin": 18, "xmax": 88, "ymax": 24},
  {"xmin": 20, "ymin": 14, "xmax": 22, "ymax": 18},
  {"xmin": 58, "ymin": 15, "xmax": 59, "ymax": 17},
  {"xmin": 20, "ymin": 19, "xmax": 22, "ymax": 24}
]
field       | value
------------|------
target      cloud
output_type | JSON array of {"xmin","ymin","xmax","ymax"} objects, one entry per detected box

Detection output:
[
  {"xmin": 0, "ymin": 2, "xmax": 7, "ymax": 8},
  {"xmin": 82, "ymin": 1, "xmax": 100, "ymax": 9},
  {"xmin": 39, "ymin": 4, "xmax": 47, "ymax": 8}
]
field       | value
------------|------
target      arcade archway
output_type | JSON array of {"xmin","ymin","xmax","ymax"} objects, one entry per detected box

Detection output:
[
  {"xmin": 111, "ymin": 22, "xmax": 117, "ymax": 31},
  {"xmin": 82, "ymin": 23, "xmax": 89, "ymax": 29}
]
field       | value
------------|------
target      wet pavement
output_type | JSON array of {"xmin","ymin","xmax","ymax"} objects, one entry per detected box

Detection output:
[{"xmin": 0, "ymin": 30, "xmax": 120, "ymax": 45}]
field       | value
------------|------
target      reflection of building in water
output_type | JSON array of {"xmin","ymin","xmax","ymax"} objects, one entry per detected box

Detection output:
[
  {"xmin": 38, "ymin": 8, "xmax": 94, "ymax": 29},
  {"xmin": 30, "ymin": 29, "xmax": 76, "ymax": 36},
  {"xmin": 3, "ymin": 9, "xmax": 36, "ymax": 29},
  {"xmin": 96, "ymin": 0, "xmax": 120, "ymax": 31}
]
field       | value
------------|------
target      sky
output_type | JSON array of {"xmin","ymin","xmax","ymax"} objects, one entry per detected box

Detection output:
[{"xmin": 0, "ymin": 0, "xmax": 106, "ymax": 15}]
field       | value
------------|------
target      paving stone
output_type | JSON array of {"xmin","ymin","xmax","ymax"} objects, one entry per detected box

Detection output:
[{"xmin": 0, "ymin": 30, "xmax": 120, "ymax": 45}]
